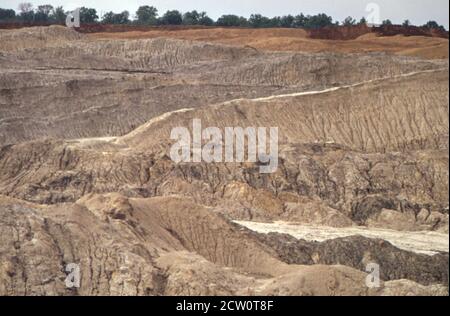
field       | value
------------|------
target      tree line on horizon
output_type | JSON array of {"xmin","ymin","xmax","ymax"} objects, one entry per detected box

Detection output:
[{"xmin": 0, "ymin": 3, "xmax": 447, "ymax": 31}]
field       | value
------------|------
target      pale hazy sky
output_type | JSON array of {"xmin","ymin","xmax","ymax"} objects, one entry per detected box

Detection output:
[{"xmin": 1, "ymin": 0, "xmax": 449, "ymax": 28}]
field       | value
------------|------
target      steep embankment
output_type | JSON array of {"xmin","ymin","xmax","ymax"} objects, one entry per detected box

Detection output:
[
  {"xmin": 88, "ymin": 27, "xmax": 449, "ymax": 60},
  {"xmin": 118, "ymin": 69, "xmax": 449, "ymax": 153},
  {"xmin": 0, "ymin": 26, "xmax": 446, "ymax": 145}
]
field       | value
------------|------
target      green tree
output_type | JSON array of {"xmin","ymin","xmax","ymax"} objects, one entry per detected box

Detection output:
[
  {"xmin": 79, "ymin": 7, "xmax": 98, "ymax": 23},
  {"xmin": 423, "ymin": 20, "xmax": 439, "ymax": 28},
  {"xmin": 115, "ymin": 11, "xmax": 130, "ymax": 24},
  {"xmin": 402, "ymin": 19, "xmax": 411, "ymax": 27},
  {"xmin": 0, "ymin": 8, "xmax": 16, "ymax": 20},
  {"xmin": 216, "ymin": 15, "xmax": 248, "ymax": 27},
  {"xmin": 182, "ymin": 10, "xmax": 200, "ymax": 25},
  {"xmin": 342, "ymin": 16, "xmax": 356, "ymax": 26},
  {"xmin": 159, "ymin": 10, "xmax": 182, "ymax": 25},
  {"xmin": 381, "ymin": 19, "xmax": 393, "ymax": 26},
  {"xmin": 248, "ymin": 14, "xmax": 272, "ymax": 28},
  {"xmin": 269, "ymin": 16, "xmax": 281, "ymax": 27},
  {"xmin": 280, "ymin": 15, "xmax": 295, "ymax": 28},
  {"xmin": 135, "ymin": 5, "xmax": 158, "ymax": 25},
  {"xmin": 293, "ymin": 13, "xmax": 306, "ymax": 27},
  {"xmin": 422, "ymin": 20, "xmax": 445, "ymax": 30},
  {"xmin": 304, "ymin": 14, "xmax": 334, "ymax": 29},
  {"xmin": 358, "ymin": 17, "xmax": 367, "ymax": 25},
  {"xmin": 198, "ymin": 12, "xmax": 213, "ymax": 26},
  {"xmin": 183, "ymin": 11, "xmax": 213, "ymax": 26},
  {"xmin": 50, "ymin": 6, "xmax": 66, "ymax": 24},
  {"xmin": 18, "ymin": 2, "xmax": 34, "ymax": 22},
  {"xmin": 101, "ymin": 11, "xmax": 114, "ymax": 24},
  {"xmin": 35, "ymin": 4, "xmax": 53, "ymax": 22},
  {"xmin": 102, "ymin": 11, "xmax": 130, "ymax": 24}
]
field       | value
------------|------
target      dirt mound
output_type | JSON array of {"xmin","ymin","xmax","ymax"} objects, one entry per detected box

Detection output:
[{"xmin": 0, "ymin": 25, "xmax": 83, "ymax": 52}]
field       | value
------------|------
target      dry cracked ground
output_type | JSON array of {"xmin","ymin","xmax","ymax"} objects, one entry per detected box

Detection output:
[{"xmin": 0, "ymin": 26, "xmax": 448, "ymax": 296}]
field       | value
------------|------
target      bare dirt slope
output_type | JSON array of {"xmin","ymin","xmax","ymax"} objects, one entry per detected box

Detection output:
[
  {"xmin": 88, "ymin": 27, "xmax": 449, "ymax": 60},
  {"xmin": 0, "ymin": 26, "xmax": 448, "ymax": 296},
  {"xmin": 1, "ymin": 70, "xmax": 447, "ymax": 227},
  {"xmin": 1, "ymin": 194, "xmax": 447, "ymax": 295},
  {"xmin": 0, "ymin": 26, "xmax": 447, "ymax": 145}
]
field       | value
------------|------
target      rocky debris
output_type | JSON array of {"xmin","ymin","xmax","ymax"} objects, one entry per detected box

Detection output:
[
  {"xmin": 251, "ymin": 232, "xmax": 449, "ymax": 286},
  {"xmin": 380, "ymin": 280, "xmax": 449, "ymax": 296},
  {"xmin": 236, "ymin": 220, "xmax": 449, "ymax": 255},
  {"xmin": 0, "ymin": 196, "xmax": 165, "ymax": 295},
  {"xmin": 281, "ymin": 200, "xmax": 354, "ymax": 228},
  {"xmin": 3, "ymin": 194, "xmax": 444, "ymax": 296},
  {"xmin": 351, "ymin": 196, "xmax": 449, "ymax": 232},
  {"xmin": 366, "ymin": 208, "xmax": 417, "ymax": 231},
  {"xmin": 367, "ymin": 208, "xmax": 449, "ymax": 232},
  {"xmin": 0, "ymin": 139, "xmax": 447, "ymax": 234}
]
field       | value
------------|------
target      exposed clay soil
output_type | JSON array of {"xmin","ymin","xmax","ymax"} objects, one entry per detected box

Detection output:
[
  {"xmin": 87, "ymin": 26, "xmax": 449, "ymax": 60},
  {"xmin": 0, "ymin": 26, "xmax": 448, "ymax": 296}
]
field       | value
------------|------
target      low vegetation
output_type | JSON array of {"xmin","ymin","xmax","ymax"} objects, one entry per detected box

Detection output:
[{"xmin": 0, "ymin": 3, "xmax": 447, "ymax": 30}]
